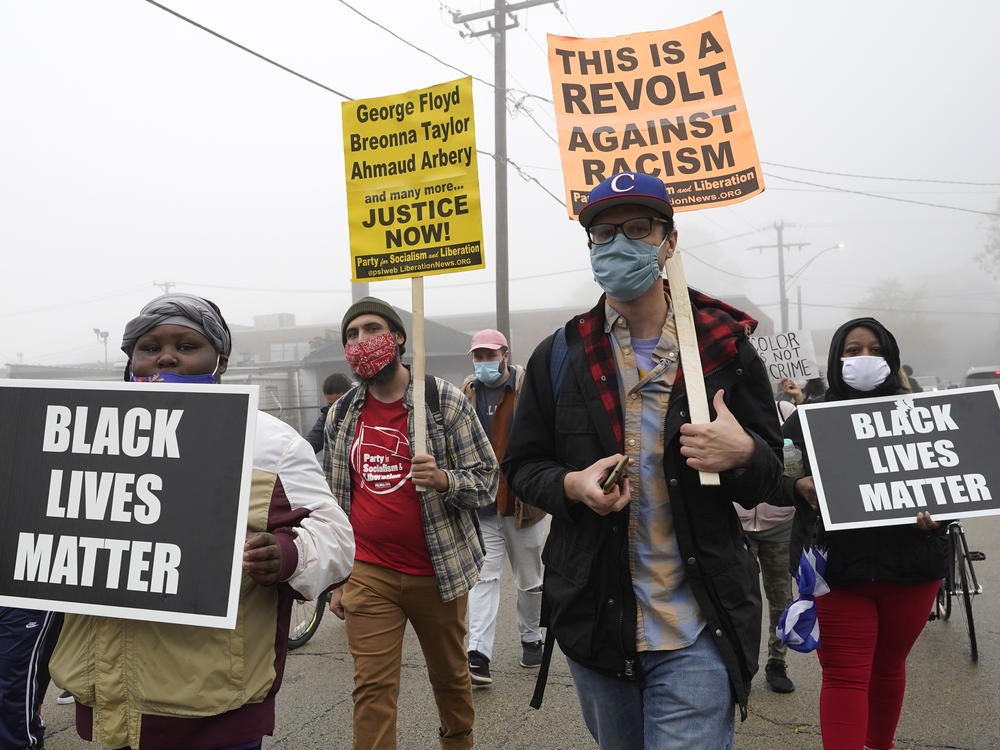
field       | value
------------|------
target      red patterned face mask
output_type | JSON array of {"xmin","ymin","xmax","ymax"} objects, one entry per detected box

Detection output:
[{"xmin": 345, "ymin": 331, "xmax": 398, "ymax": 380}]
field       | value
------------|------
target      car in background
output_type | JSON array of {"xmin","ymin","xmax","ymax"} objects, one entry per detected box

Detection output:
[
  {"xmin": 963, "ymin": 366, "xmax": 1000, "ymax": 388},
  {"xmin": 912, "ymin": 375, "xmax": 944, "ymax": 391}
]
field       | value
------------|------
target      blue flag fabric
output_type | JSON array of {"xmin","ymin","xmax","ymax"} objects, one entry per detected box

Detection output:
[{"xmin": 777, "ymin": 545, "xmax": 830, "ymax": 653}]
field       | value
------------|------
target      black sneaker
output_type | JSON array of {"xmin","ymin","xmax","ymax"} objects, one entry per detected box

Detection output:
[
  {"xmin": 765, "ymin": 660, "xmax": 795, "ymax": 693},
  {"xmin": 520, "ymin": 640, "xmax": 543, "ymax": 668},
  {"xmin": 56, "ymin": 690, "xmax": 74, "ymax": 705},
  {"xmin": 468, "ymin": 650, "xmax": 492, "ymax": 686}
]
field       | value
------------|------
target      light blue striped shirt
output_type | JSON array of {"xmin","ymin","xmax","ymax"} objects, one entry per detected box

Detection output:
[{"xmin": 605, "ymin": 301, "xmax": 706, "ymax": 651}]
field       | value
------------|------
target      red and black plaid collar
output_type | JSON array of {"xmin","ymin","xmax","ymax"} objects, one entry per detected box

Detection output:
[{"xmin": 572, "ymin": 282, "xmax": 757, "ymax": 446}]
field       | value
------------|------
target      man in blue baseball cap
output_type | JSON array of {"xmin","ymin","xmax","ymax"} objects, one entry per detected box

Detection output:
[{"xmin": 503, "ymin": 172, "xmax": 783, "ymax": 748}]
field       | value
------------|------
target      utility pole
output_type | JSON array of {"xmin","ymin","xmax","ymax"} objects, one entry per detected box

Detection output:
[
  {"xmin": 153, "ymin": 281, "xmax": 175, "ymax": 294},
  {"xmin": 451, "ymin": 0, "xmax": 557, "ymax": 340},
  {"xmin": 751, "ymin": 221, "xmax": 809, "ymax": 332}
]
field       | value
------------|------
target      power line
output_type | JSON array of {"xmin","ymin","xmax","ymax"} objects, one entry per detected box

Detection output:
[
  {"xmin": 143, "ymin": 0, "xmax": 565, "ymax": 210},
  {"xmin": 764, "ymin": 173, "xmax": 1000, "ymax": 217},
  {"xmin": 142, "ymin": 0, "xmax": 353, "ymax": 99},
  {"xmin": 762, "ymin": 161, "xmax": 1000, "ymax": 187},
  {"xmin": 754, "ymin": 299, "xmax": 1000, "ymax": 317},
  {"xmin": 337, "ymin": 0, "xmax": 493, "ymax": 89},
  {"xmin": 0, "ymin": 285, "xmax": 149, "ymax": 318}
]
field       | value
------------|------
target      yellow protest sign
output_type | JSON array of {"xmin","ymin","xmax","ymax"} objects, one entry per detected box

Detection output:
[
  {"xmin": 547, "ymin": 12, "xmax": 763, "ymax": 219},
  {"xmin": 342, "ymin": 76, "xmax": 484, "ymax": 281}
]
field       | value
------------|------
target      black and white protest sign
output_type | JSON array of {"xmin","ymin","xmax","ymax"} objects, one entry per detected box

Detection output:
[
  {"xmin": 0, "ymin": 380, "xmax": 257, "ymax": 628},
  {"xmin": 748, "ymin": 329, "xmax": 820, "ymax": 385},
  {"xmin": 799, "ymin": 385, "xmax": 1000, "ymax": 530}
]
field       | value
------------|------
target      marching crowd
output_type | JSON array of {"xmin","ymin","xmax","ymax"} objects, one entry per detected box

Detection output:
[{"xmin": 1, "ymin": 173, "xmax": 948, "ymax": 750}]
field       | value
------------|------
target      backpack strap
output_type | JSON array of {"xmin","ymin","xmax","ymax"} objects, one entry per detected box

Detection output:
[
  {"xmin": 332, "ymin": 385, "xmax": 360, "ymax": 434},
  {"xmin": 333, "ymin": 377, "xmax": 442, "ymax": 432},
  {"xmin": 424, "ymin": 373, "xmax": 444, "ymax": 426},
  {"xmin": 549, "ymin": 326, "xmax": 569, "ymax": 400}
]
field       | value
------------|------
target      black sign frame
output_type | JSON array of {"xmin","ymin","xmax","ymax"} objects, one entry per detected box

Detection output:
[
  {"xmin": 799, "ymin": 385, "xmax": 1000, "ymax": 531},
  {"xmin": 0, "ymin": 380, "xmax": 258, "ymax": 628}
]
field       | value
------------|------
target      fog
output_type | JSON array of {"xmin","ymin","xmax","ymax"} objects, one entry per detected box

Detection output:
[{"xmin": 2, "ymin": 0, "xmax": 998, "ymax": 386}]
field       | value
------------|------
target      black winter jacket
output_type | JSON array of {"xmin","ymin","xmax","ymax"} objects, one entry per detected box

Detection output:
[{"xmin": 502, "ymin": 295, "xmax": 783, "ymax": 717}]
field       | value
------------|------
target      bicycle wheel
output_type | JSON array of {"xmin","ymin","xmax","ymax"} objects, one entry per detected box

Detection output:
[
  {"xmin": 955, "ymin": 538, "xmax": 978, "ymax": 662},
  {"xmin": 940, "ymin": 532, "xmax": 955, "ymax": 621},
  {"xmin": 932, "ymin": 579, "xmax": 948, "ymax": 621},
  {"xmin": 288, "ymin": 596, "xmax": 325, "ymax": 650}
]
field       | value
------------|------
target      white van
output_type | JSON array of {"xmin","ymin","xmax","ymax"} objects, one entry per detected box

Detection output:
[{"xmin": 963, "ymin": 366, "xmax": 1000, "ymax": 388}]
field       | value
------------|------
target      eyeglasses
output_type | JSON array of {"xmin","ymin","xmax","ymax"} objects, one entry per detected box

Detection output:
[{"xmin": 586, "ymin": 217, "xmax": 669, "ymax": 246}]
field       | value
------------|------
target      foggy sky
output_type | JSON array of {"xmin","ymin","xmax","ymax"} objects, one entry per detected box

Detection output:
[{"xmin": 1, "ymin": 0, "xmax": 998, "ymax": 383}]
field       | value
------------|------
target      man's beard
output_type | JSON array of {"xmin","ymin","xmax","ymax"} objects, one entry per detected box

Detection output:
[{"xmin": 358, "ymin": 354, "xmax": 401, "ymax": 387}]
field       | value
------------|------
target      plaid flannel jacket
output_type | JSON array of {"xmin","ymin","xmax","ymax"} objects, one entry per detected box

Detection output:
[{"xmin": 323, "ymin": 373, "xmax": 497, "ymax": 602}]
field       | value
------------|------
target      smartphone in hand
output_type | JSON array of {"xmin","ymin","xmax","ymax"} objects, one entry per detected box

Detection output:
[{"xmin": 601, "ymin": 454, "xmax": 629, "ymax": 493}]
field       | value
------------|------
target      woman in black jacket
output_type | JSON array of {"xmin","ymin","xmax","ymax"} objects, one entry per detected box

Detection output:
[{"xmin": 777, "ymin": 317, "xmax": 947, "ymax": 750}]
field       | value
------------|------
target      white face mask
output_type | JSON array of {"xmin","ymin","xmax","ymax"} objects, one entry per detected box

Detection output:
[{"xmin": 841, "ymin": 356, "xmax": 890, "ymax": 392}]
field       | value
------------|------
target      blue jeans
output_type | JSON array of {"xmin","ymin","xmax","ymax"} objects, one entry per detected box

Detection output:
[{"xmin": 566, "ymin": 629, "xmax": 734, "ymax": 750}]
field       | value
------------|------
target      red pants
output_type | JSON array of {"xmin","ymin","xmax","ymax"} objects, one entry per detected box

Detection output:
[{"xmin": 816, "ymin": 580, "xmax": 938, "ymax": 750}]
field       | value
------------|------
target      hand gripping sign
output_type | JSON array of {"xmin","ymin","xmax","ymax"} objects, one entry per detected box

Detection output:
[
  {"xmin": 342, "ymin": 76, "xmax": 484, "ymax": 452},
  {"xmin": 549, "ymin": 14, "xmax": 764, "ymax": 485}
]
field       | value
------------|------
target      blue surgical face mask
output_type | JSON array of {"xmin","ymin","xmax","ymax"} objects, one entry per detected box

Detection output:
[
  {"xmin": 131, "ymin": 372, "xmax": 217, "ymax": 384},
  {"xmin": 130, "ymin": 356, "xmax": 221, "ymax": 384},
  {"xmin": 474, "ymin": 360, "xmax": 505, "ymax": 385},
  {"xmin": 590, "ymin": 234, "xmax": 665, "ymax": 302}
]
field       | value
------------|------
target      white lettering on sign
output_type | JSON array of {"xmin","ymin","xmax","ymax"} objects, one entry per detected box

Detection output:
[
  {"xmin": 45, "ymin": 470, "xmax": 162, "ymax": 525},
  {"xmin": 858, "ymin": 473, "xmax": 991, "ymax": 512},
  {"xmin": 13, "ymin": 533, "xmax": 181, "ymax": 594},
  {"xmin": 850, "ymin": 404, "xmax": 960, "ymax": 439},
  {"xmin": 41, "ymin": 405, "xmax": 183, "ymax": 458},
  {"xmin": 867, "ymin": 440, "xmax": 959, "ymax": 474}
]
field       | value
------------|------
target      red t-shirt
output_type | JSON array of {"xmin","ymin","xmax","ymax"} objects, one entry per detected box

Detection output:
[{"xmin": 349, "ymin": 395, "xmax": 434, "ymax": 575}]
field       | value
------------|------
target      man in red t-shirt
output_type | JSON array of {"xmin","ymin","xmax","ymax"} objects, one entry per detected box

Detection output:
[{"xmin": 324, "ymin": 297, "xmax": 497, "ymax": 750}]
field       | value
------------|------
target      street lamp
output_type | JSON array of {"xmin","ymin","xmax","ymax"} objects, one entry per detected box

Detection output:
[
  {"xmin": 93, "ymin": 328, "xmax": 109, "ymax": 370},
  {"xmin": 785, "ymin": 242, "xmax": 845, "ymax": 328}
]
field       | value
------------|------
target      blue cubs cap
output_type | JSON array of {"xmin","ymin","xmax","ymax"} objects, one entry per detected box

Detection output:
[{"xmin": 578, "ymin": 172, "xmax": 674, "ymax": 226}]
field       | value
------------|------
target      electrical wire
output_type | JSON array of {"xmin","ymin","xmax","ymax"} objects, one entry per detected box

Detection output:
[
  {"xmin": 0, "ymin": 285, "xmax": 150, "ymax": 318},
  {"xmin": 761, "ymin": 161, "xmax": 1000, "ymax": 187},
  {"xmin": 764, "ymin": 173, "xmax": 1000, "ymax": 217},
  {"xmin": 337, "ymin": 0, "xmax": 493, "ymax": 89},
  {"xmin": 142, "ymin": 0, "xmax": 353, "ymax": 99}
]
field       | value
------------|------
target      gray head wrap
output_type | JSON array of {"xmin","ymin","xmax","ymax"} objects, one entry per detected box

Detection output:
[{"xmin": 121, "ymin": 293, "xmax": 232, "ymax": 356}]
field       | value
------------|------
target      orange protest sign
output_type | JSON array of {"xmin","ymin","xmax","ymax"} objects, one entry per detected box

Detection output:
[{"xmin": 548, "ymin": 12, "xmax": 763, "ymax": 219}]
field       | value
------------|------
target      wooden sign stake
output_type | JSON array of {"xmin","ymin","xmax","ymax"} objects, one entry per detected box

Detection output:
[
  {"xmin": 663, "ymin": 251, "xmax": 721, "ymax": 486},
  {"xmin": 411, "ymin": 276, "xmax": 427, "ymax": 457}
]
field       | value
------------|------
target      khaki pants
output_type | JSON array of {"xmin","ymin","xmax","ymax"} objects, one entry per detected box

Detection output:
[{"xmin": 343, "ymin": 561, "xmax": 474, "ymax": 750}]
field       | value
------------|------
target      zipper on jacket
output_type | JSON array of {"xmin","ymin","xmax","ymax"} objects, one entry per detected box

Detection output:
[{"xmin": 615, "ymin": 504, "xmax": 636, "ymax": 680}]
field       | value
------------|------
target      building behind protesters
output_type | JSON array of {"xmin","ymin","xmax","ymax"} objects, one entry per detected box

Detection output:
[
  {"xmin": 503, "ymin": 172, "xmax": 784, "ymax": 748},
  {"xmin": 460, "ymin": 329, "xmax": 546, "ymax": 687},
  {"xmin": 305, "ymin": 372, "xmax": 353, "ymax": 453},
  {"xmin": 323, "ymin": 296, "xmax": 497, "ymax": 750},
  {"xmin": 773, "ymin": 317, "xmax": 947, "ymax": 750},
  {"xmin": 49, "ymin": 293, "xmax": 356, "ymax": 750}
]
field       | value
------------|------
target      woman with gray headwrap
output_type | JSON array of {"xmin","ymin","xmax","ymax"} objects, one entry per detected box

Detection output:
[
  {"xmin": 121, "ymin": 293, "xmax": 232, "ymax": 381},
  {"xmin": 50, "ymin": 293, "xmax": 355, "ymax": 750}
]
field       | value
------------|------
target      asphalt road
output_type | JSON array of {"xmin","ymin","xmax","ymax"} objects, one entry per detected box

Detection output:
[{"xmin": 39, "ymin": 514, "xmax": 1000, "ymax": 749}]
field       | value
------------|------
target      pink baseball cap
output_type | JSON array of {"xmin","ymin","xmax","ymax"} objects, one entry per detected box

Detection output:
[{"xmin": 468, "ymin": 328, "xmax": 508, "ymax": 353}]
